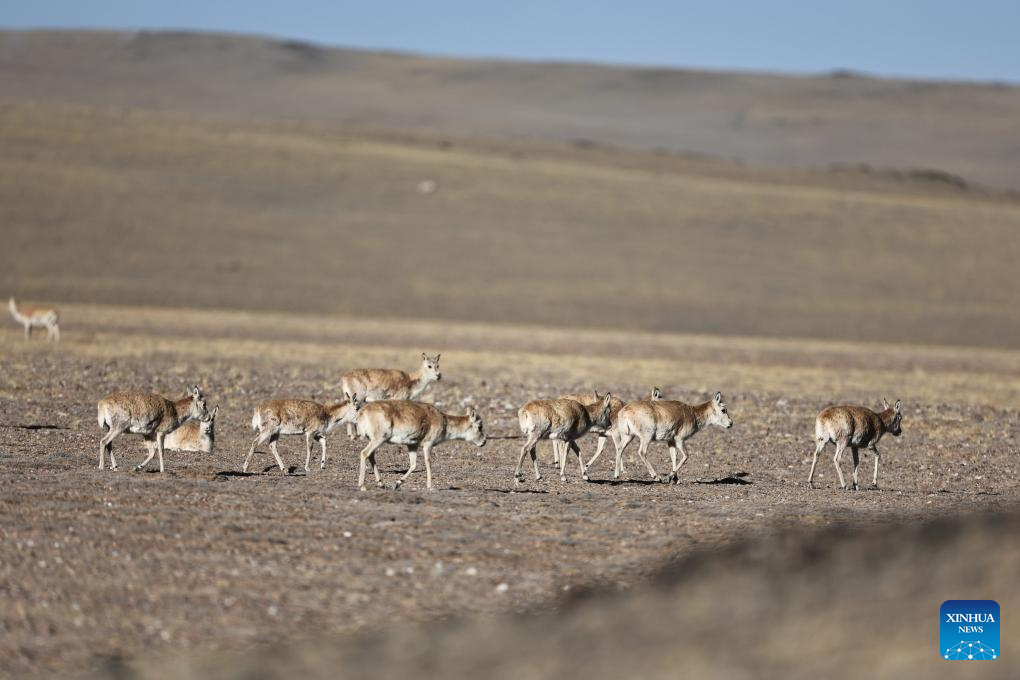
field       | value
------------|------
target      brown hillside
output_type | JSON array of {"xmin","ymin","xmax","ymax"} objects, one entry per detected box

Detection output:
[
  {"xmin": 2, "ymin": 30, "xmax": 1020, "ymax": 189},
  {"xmin": 2, "ymin": 101, "xmax": 1019, "ymax": 348}
]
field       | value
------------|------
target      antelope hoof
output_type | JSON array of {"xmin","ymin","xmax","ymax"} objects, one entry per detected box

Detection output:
[
  {"xmin": 376, "ymin": 481, "xmax": 384, "ymax": 489},
  {"xmin": 560, "ymin": 475, "xmax": 567, "ymax": 482},
  {"xmin": 134, "ymin": 465, "xmax": 144, "ymax": 472},
  {"xmin": 582, "ymin": 474, "xmax": 590, "ymax": 482},
  {"xmin": 320, "ymin": 462, "xmax": 326, "ymax": 470},
  {"xmin": 393, "ymin": 481, "xmax": 402, "ymax": 491}
]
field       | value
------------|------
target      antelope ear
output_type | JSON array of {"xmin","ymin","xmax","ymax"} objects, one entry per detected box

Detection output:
[
  {"xmin": 422, "ymin": 352, "xmax": 429, "ymax": 362},
  {"xmin": 593, "ymin": 389, "xmax": 601, "ymax": 400},
  {"xmin": 603, "ymin": 392, "xmax": 612, "ymax": 407},
  {"xmin": 191, "ymin": 385, "xmax": 202, "ymax": 398},
  {"xmin": 714, "ymin": 391, "xmax": 722, "ymax": 404},
  {"xmin": 882, "ymin": 397, "xmax": 891, "ymax": 410},
  {"xmin": 211, "ymin": 406, "xmax": 219, "ymax": 419},
  {"xmin": 434, "ymin": 353, "xmax": 441, "ymax": 362},
  {"xmin": 652, "ymin": 387, "xmax": 661, "ymax": 399},
  {"xmin": 894, "ymin": 400, "xmax": 901, "ymax": 413}
]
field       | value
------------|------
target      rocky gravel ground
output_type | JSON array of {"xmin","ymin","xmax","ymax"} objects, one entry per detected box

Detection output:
[{"xmin": 1, "ymin": 307, "xmax": 1018, "ymax": 677}]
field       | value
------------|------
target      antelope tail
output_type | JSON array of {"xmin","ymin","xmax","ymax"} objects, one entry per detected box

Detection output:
[{"xmin": 8, "ymin": 298, "xmax": 24, "ymax": 323}]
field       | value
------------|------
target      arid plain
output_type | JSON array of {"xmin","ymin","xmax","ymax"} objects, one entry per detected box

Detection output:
[
  {"xmin": 2, "ymin": 308, "xmax": 1019, "ymax": 678},
  {"xmin": 2, "ymin": 30, "xmax": 1020, "ymax": 680}
]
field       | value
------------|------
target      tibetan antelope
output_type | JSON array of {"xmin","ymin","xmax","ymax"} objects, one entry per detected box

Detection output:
[
  {"xmin": 552, "ymin": 390, "xmax": 624, "ymax": 468},
  {"xmin": 355, "ymin": 401, "xmax": 486, "ymax": 491},
  {"xmin": 163, "ymin": 406, "xmax": 218, "ymax": 453},
  {"xmin": 582, "ymin": 386, "xmax": 663, "ymax": 473},
  {"xmin": 515, "ymin": 393, "xmax": 613, "ymax": 484},
  {"xmin": 9, "ymin": 297, "xmax": 60, "ymax": 342},
  {"xmin": 809, "ymin": 399, "xmax": 902, "ymax": 491},
  {"xmin": 97, "ymin": 386, "xmax": 209, "ymax": 472},
  {"xmin": 243, "ymin": 398, "xmax": 362, "ymax": 473},
  {"xmin": 615, "ymin": 391, "xmax": 733, "ymax": 483},
  {"xmin": 340, "ymin": 353, "xmax": 441, "ymax": 439}
]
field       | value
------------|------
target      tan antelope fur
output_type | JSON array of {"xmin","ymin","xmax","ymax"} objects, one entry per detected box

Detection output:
[
  {"xmin": 97, "ymin": 386, "xmax": 209, "ymax": 472},
  {"xmin": 163, "ymin": 406, "xmax": 218, "ymax": 453},
  {"xmin": 243, "ymin": 398, "xmax": 362, "ymax": 473},
  {"xmin": 809, "ymin": 399, "xmax": 903, "ymax": 491},
  {"xmin": 340, "ymin": 353, "xmax": 441, "ymax": 439},
  {"xmin": 582, "ymin": 386, "xmax": 664, "ymax": 473},
  {"xmin": 355, "ymin": 401, "xmax": 486, "ymax": 491},
  {"xmin": 551, "ymin": 390, "xmax": 624, "ymax": 468},
  {"xmin": 9, "ymin": 297, "xmax": 60, "ymax": 342},
  {"xmin": 615, "ymin": 392, "xmax": 733, "ymax": 483},
  {"xmin": 515, "ymin": 393, "xmax": 613, "ymax": 484}
]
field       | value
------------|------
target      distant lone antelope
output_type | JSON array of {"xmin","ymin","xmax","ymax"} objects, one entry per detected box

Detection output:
[
  {"xmin": 340, "ymin": 353, "xmax": 442, "ymax": 439},
  {"xmin": 355, "ymin": 401, "xmax": 486, "ymax": 491},
  {"xmin": 615, "ymin": 392, "xmax": 733, "ymax": 483},
  {"xmin": 163, "ymin": 406, "xmax": 218, "ymax": 453},
  {"xmin": 243, "ymin": 398, "xmax": 362, "ymax": 473},
  {"xmin": 97, "ymin": 386, "xmax": 209, "ymax": 472},
  {"xmin": 515, "ymin": 393, "xmax": 613, "ymax": 483},
  {"xmin": 9, "ymin": 297, "xmax": 59, "ymax": 342},
  {"xmin": 809, "ymin": 399, "xmax": 902, "ymax": 491}
]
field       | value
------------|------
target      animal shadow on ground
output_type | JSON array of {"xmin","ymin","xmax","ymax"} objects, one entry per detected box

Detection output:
[
  {"xmin": 486, "ymin": 487, "xmax": 549, "ymax": 494},
  {"xmin": 587, "ymin": 478, "xmax": 660, "ymax": 487},
  {"xmin": 218, "ymin": 465, "xmax": 304, "ymax": 475},
  {"xmin": 696, "ymin": 472, "xmax": 752, "ymax": 485}
]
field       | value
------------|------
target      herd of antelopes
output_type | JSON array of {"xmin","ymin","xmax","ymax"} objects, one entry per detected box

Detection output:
[{"xmin": 11, "ymin": 299, "xmax": 904, "ymax": 492}]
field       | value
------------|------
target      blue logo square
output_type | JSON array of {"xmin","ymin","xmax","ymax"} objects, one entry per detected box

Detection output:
[{"xmin": 941, "ymin": 600, "xmax": 999, "ymax": 660}]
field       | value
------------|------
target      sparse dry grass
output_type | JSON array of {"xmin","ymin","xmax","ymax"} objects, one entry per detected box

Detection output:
[
  {"xmin": 10, "ymin": 302, "xmax": 1020, "ymax": 408},
  {"xmin": 2, "ymin": 102, "xmax": 1020, "ymax": 348}
]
